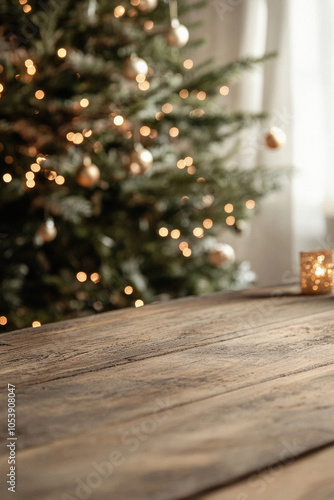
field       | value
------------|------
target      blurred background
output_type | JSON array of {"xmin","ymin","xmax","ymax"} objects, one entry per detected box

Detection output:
[{"xmin": 1, "ymin": 0, "xmax": 333, "ymax": 331}]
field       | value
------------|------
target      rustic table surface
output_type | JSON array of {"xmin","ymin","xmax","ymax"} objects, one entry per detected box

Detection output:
[{"xmin": 1, "ymin": 286, "xmax": 334, "ymax": 500}]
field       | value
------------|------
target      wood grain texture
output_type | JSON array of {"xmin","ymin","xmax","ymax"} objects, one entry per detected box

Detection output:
[
  {"xmin": 196, "ymin": 445, "xmax": 334, "ymax": 500},
  {"xmin": 0, "ymin": 286, "xmax": 334, "ymax": 500}
]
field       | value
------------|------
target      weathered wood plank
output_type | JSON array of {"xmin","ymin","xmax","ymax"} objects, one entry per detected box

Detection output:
[
  {"xmin": 1, "ymin": 288, "xmax": 333, "ymax": 389},
  {"xmin": 1, "ymin": 306, "xmax": 334, "ymax": 452},
  {"xmin": 1, "ymin": 364, "xmax": 333, "ymax": 500},
  {"xmin": 196, "ymin": 445, "xmax": 334, "ymax": 500}
]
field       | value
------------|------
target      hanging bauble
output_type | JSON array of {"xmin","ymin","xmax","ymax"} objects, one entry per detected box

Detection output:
[
  {"xmin": 165, "ymin": 19, "xmax": 189, "ymax": 48},
  {"xmin": 76, "ymin": 157, "xmax": 100, "ymax": 188},
  {"xmin": 137, "ymin": 0, "xmax": 158, "ymax": 13},
  {"xmin": 122, "ymin": 55, "xmax": 148, "ymax": 80},
  {"xmin": 38, "ymin": 218, "xmax": 57, "ymax": 243},
  {"xmin": 265, "ymin": 126, "xmax": 286, "ymax": 149},
  {"xmin": 207, "ymin": 243, "xmax": 236, "ymax": 267},
  {"xmin": 125, "ymin": 144, "xmax": 153, "ymax": 175}
]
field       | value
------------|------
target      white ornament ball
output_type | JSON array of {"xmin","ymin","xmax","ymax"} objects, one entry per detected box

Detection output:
[
  {"xmin": 165, "ymin": 19, "xmax": 189, "ymax": 48},
  {"xmin": 137, "ymin": 0, "xmax": 158, "ymax": 13},
  {"xmin": 126, "ymin": 145, "xmax": 153, "ymax": 175},
  {"xmin": 208, "ymin": 243, "xmax": 236, "ymax": 267},
  {"xmin": 76, "ymin": 157, "xmax": 100, "ymax": 188},
  {"xmin": 265, "ymin": 126, "xmax": 286, "ymax": 149},
  {"xmin": 38, "ymin": 218, "xmax": 57, "ymax": 243},
  {"xmin": 122, "ymin": 55, "xmax": 149, "ymax": 80}
]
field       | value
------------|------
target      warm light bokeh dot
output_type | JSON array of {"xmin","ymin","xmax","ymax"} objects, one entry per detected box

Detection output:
[
  {"xmin": 19, "ymin": 0, "xmax": 28, "ymax": 4},
  {"xmin": 187, "ymin": 166, "xmax": 196, "ymax": 175},
  {"xmin": 183, "ymin": 59, "xmax": 193, "ymax": 69},
  {"xmin": 171, "ymin": 229, "xmax": 181, "ymax": 239},
  {"xmin": 246, "ymin": 199, "xmax": 256, "ymax": 209},
  {"xmin": 138, "ymin": 81, "xmax": 150, "ymax": 91},
  {"xmin": 179, "ymin": 241, "xmax": 188, "ymax": 251},
  {"xmin": 184, "ymin": 156, "xmax": 193, "ymax": 166},
  {"xmin": 73, "ymin": 133, "xmax": 84, "ymax": 144},
  {"xmin": 220, "ymin": 85, "xmax": 229, "ymax": 96},
  {"xmin": 55, "ymin": 175, "xmax": 65, "ymax": 185},
  {"xmin": 57, "ymin": 48, "xmax": 67, "ymax": 58},
  {"xmin": 169, "ymin": 127, "xmax": 179, "ymax": 138},
  {"xmin": 3, "ymin": 173, "xmax": 12, "ymax": 183},
  {"xmin": 135, "ymin": 299, "xmax": 144, "ymax": 308},
  {"xmin": 26, "ymin": 180, "xmax": 35, "ymax": 188},
  {"xmin": 76, "ymin": 272, "xmax": 87, "ymax": 283},
  {"xmin": 48, "ymin": 171, "xmax": 57, "ymax": 181},
  {"xmin": 30, "ymin": 163, "xmax": 41, "ymax": 172},
  {"xmin": 136, "ymin": 73, "xmax": 146, "ymax": 83},
  {"xmin": 25, "ymin": 59, "xmax": 33, "ymax": 67},
  {"xmin": 114, "ymin": 115, "xmax": 124, "ymax": 126},
  {"xmin": 224, "ymin": 203, "xmax": 234, "ymax": 213},
  {"xmin": 25, "ymin": 171, "xmax": 35, "ymax": 180},
  {"xmin": 183, "ymin": 248, "xmax": 192, "ymax": 257},
  {"xmin": 114, "ymin": 5, "xmax": 126, "ymax": 17},
  {"xmin": 23, "ymin": 4, "xmax": 32, "ymax": 13},
  {"xmin": 66, "ymin": 132, "xmax": 74, "ymax": 141},
  {"xmin": 0, "ymin": 84, "xmax": 4, "ymax": 93},
  {"xmin": 124, "ymin": 286, "xmax": 134, "ymax": 295},
  {"xmin": 197, "ymin": 91, "xmax": 206, "ymax": 101},
  {"xmin": 27, "ymin": 66, "xmax": 36, "ymax": 75},
  {"xmin": 0, "ymin": 316, "xmax": 7, "ymax": 325},
  {"xmin": 177, "ymin": 159, "xmax": 186, "ymax": 169},
  {"xmin": 226, "ymin": 215, "xmax": 236, "ymax": 226},
  {"xmin": 144, "ymin": 20, "xmax": 154, "ymax": 31},
  {"xmin": 193, "ymin": 227, "xmax": 204, "ymax": 238},
  {"xmin": 179, "ymin": 89, "xmax": 189, "ymax": 99},
  {"xmin": 32, "ymin": 321, "xmax": 41, "ymax": 328},
  {"xmin": 35, "ymin": 90, "xmax": 45, "ymax": 100},
  {"xmin": 158, "ymin": 227, "xmax": 169, "ymax": 237},
  {"xmin": 80, "ymin": 98, "xmax": 89, "ymax": 108},
  {"xmin": 203, "ymin": 218, "xmax": 213, "ymax": 229},
  {"xmin": 36, "ymin": 155, "xmax": 46, "ymax": 164},
  {"xmin": 84, "ymin": 129, "xmax": 92, "ymax": 138},
  {"xmin": 90, "ymin": 273, "xmax": 101, "ymax": 284},
  {"xmin": 161, "ymin": 103, "xmax": 173, "ymax": 114},
  {"xmin": 140, "ymin": 126, "xmax": 151, "ymax": 136}
]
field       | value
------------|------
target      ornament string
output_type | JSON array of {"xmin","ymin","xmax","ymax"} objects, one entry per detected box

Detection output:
[{"xmin": 169, "ymin": 0, "xmax": 178, "ymax": 22}]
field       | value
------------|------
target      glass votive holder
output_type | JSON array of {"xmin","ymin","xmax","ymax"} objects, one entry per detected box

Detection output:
[{"xmin": 300, "ymin": 250, "xmax": 334, "ymax": 294}]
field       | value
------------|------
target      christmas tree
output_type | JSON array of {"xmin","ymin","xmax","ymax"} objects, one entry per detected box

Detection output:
[{"xmin": 0, "ymin": 0, "xmax": 284, "ymax": 332}]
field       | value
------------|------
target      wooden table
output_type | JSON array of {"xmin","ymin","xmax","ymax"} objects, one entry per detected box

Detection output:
[{"xmin": 1, "ymin": 286, "xmax": 334, "ymax": 499}]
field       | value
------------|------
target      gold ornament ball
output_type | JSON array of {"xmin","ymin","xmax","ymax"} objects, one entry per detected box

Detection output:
[
  {"xmin": 137, "ymin": 0, "xmax": 158, "ymax": 13},
  {"xmin": 38, "ymin": 218, "xmax": 57, "ymax": 243},
  {"xmin": 76, "ymin": 157, "xmax": 100, "ymax": 188},
  {"xmin": 208, "ymin": 243, "xmax": 236, "ymax": 267},
  {"xmin": 122, "ymin": 55, "xmax": 149, "ymax": 80},
  {"xmin": 126, "ymin": 145, "xmax": 153, "ymax": 175},
  {"xmin": 265, "ymin": 126, "xmax": 286, "ymax": 149},
  {"xmin": 165, "ymin": 20, "xmax": 189, "ymax": 48}
]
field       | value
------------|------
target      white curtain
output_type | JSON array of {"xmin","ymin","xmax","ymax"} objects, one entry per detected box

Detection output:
[{"xmin": 191, "ymin": 0, "xmax": 334, "ymax": 286}]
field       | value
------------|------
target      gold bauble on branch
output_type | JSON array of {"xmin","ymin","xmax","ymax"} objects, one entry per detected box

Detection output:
[
  {"xmin": 207, "ymin": 243, "xmax": 236, "ymax": 267},
  {"xmin": 76, "ymin": 157, "xmax": 100, "ymax": 187},
  {"xmin": 265, "ymin": 126, "xmax": 286, "ymax": 149},
  {"xmin": 122, "ymin": 55, "xmax": 148, "ymax": 80},
  {"xmin": 37, "ymin": 218, "xmax": 57, "ymax": 243},
  {"xmin": 165, "ymin": 19, "xmax": 189, "ymax": 48},
  {"xmin": 137, "ymin": 0, "xmax": 158, "ymax": 13},
  {"xmin": 125, "ymin": 144, "xmax": 153, "ymax": 175}
]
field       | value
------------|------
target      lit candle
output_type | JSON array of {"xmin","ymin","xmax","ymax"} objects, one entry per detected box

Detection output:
[{"xmin": 300, "ymin": 250, "xmax": 334, "ymax": 294}]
